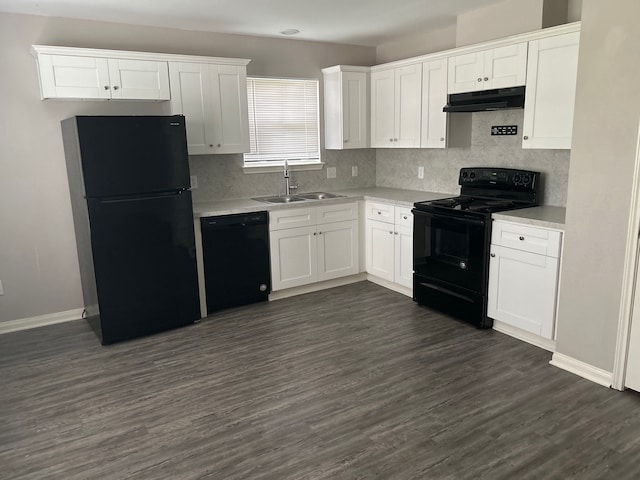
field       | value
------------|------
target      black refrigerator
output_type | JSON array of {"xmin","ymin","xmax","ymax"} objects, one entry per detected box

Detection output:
[{"xmin": 62, "ymin": 115, "xmax": 200, "ymax": 345}]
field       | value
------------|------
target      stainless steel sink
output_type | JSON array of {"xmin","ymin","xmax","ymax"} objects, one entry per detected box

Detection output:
[
  {"xmin": 252, "ymin": 192, "xmax": 345, "ymax": 204},
  {"xmin": 252, "ymin": 195, "xmax": 307, "ymax": 204},
  {"xmin": 298, "ymin": 192, "xmax": 345, "ymax": 200}
]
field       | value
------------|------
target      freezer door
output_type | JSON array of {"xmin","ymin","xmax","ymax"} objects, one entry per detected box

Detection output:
[
  {"xmin": 74, "ymin": 115, "xmax": 190, "ymax": 197},
  {"xmin": 87, "ymin": 190, "xmax": 199, "ymax": 344}
]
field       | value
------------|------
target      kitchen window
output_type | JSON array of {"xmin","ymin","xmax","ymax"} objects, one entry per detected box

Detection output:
[{"xmin": 243, "ymin": 77, "xmax": 321, "ymax": 172}]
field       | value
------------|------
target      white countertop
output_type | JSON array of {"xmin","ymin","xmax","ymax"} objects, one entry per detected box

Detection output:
[
  {"xmin": 193, "ymin": 188, "xmax": 567, "ymax": 231},
  {"xmin": 492, "ymin": 205, "xmax": 566, "ymax": 230},
  {"xmin": 192, "ymin": 187, "xmax": 448, "ymax": 218}
]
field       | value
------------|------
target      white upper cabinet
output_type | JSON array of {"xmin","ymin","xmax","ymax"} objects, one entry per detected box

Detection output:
[
  {"xmin": 322, "ymin": 66, "xmax": 370, "ymax": 150},
  {"xmin": 448, "ymin": 42, "xmax": 528, "ymax": 93},
  {"xmin": 169, "ymin": 61, "xmax": 250, "ymax": 155},
  {"xmin": 420, "ymin": 58, "xmax": 448, "ymax": 148},
  {"xmin": 371, "ymin": 64, "xmax": 422, "ymax": 148},
  {"xmin": 522, "ymin": 31, "xmax": 580, "ymax": 150},
  {"xmin": 32, "ymin": 47, "xmax": 170, "ymax": 101}
]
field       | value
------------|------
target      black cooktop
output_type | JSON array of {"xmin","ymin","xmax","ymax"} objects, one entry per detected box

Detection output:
[{"xmin": 414, "ymin": 167, "xmax": 541, "ymax": 216}]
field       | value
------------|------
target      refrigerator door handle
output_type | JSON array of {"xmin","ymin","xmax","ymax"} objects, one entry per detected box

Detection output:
[{"xmin": 96, "ymin": 190, "xmax": 185, "ymax": 204}]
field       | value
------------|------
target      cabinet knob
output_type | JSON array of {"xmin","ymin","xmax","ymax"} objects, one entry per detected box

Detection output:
[
  {"xmin": 217, "ymin": 144, "xmax": 221, "ymax": 147},
  {"xmin": 477, "ymin": 78, "xmax": 482, "ymax": 82},
  {"xmin": 490, "ymin": 253, "xmax": 496, "ymax": 258},
  {"xmin": 390, "ymin": 138, "xmax": 394, "ymax": 142},
  {"xmin": 394, "ymin": 138, "xmax": 398, "ymax": 142},
  {"xmin": 440, "ymin": 137, "xmax": 445, "ymax": 141},
  {"xmin": 519, "ymin": 236, "xmax": 525, "ymax": 241},
  {"xmin": 377, "ymin": 211, "xmax": 381, "ymax": 215},
  {"xmin": 344, "ymin": 139, "xmax": 348, "ymax": 143},
  {"xmin": 104, "ymin": 86, "xmax": 110, "ymax": 90},
  {"xmin": 403, "ymin": 215, "xmax": 407, "ymax": 220},
  {"xmin": 313, "ymin": 232, "xmax": 317, "ymax": 236},
  {"xmin": 523, "ymin": 136, "xmax": 529, "ymax": 140},
  {"xmin": 484, "ymin": 77, "xmax": 489, "ymax": 81},
  {"xmin": 394, "ymin": 231, "xmax": 398, "ymax": 235},
  {"xmin": 209, "ymin": 144, "xmax": 214, "ymax": 148},
  {"xmin": 113, "ymin": 86, "xmax": 120, "ymax": 90},
  {"xmin": 319, "ymin": 231, "xmax": 323, "ymax": 235}
]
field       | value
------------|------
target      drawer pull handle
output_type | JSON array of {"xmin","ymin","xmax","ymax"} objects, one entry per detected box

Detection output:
[
  {"xmin": 490, "ymin": 253, "xmax": 496, "ymax": 258},
  {"xmin": 519, "ymin": 236, "xmax": 525, "ymax": 241}
]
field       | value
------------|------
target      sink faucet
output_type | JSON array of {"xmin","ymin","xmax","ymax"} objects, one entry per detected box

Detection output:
[{"xmin": 283, "ymin": 159, "xmax": 298, "ymax": 195}]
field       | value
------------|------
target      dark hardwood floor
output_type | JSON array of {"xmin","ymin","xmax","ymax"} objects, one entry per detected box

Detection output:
[{"xmin": 2, "ymin": 281, "xmax": 640, "ymax": 479}]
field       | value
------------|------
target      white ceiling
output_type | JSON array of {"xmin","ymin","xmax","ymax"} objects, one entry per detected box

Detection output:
[{"xmin": 0, "ymin": 0, "xmax": 504, "ymax": 47}]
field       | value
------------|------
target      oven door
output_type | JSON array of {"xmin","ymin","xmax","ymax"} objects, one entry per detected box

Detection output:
[{"xmin": 412, "ymin": 209, "xmax": 488, "ymax": 293}]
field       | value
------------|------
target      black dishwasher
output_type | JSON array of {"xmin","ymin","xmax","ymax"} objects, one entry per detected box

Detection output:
[{"xmin": 200, "ymin": 211, "xmax": 271, "ymax": 313}]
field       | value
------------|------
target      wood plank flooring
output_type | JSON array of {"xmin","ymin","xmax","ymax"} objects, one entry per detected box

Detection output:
[{"xmin": 2, "ymin": 281, "xmax": 640, "ymax": 479}]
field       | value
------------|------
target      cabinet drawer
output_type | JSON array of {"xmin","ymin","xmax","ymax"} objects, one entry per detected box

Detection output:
[
  {"xmin": 317, "ymin": 202, "xmax": 358, "ymax": 225},
  {"xmin": 270, "ymin": 207, "xmax": 316, "ymax": 231},
  {"xmin": 491, "ymin": 221, "xmax": 562, "ymax": 257},
  {"xmin": 366, "ymin": 202, "xmax": 394, "ymax": 223},
  {"xmin": 395, "ymin": 207, "xmax": 413, "ymax": 228}
]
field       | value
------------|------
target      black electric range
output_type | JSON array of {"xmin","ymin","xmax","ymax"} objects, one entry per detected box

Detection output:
[{"xmin": 412, "ymin": 167, "xmax": 540, "ymax": 327}]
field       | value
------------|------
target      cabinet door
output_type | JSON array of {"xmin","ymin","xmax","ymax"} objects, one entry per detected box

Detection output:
[
  {"xmin": 448, "ymin": 51, "xmax": 484, "ymax": 94},
  {"xmin": 370, "ymin": 69, "xmax": 396, "ymax": 148},
  {"xmin": 522, "ymin": 32, "xmax": 580, "ymax": 149},
  {"xmin": 484, "ymin": 42, "xmax": 528, "ymax": 89},
  {"xmin": 169, "ymin": 62, "xmax": 216, "ymax": 155},
  {"xmin": 107, "ymin": 59, "xmax": 170, "ymax": 100},
  {"xmin": 270, "ymin": 226, "xmax": 317, "ymax": 291},
  {"xmin": 421, "ymin": 58, "xmax": 448, "ymax": 148},
  {"xmin": 366, "ymin": 219, "xmax": 395, "ymax": 281},
  {"xmin": 342, "ymin": 72, "xmax": 368, "ymax": 149},
  {"xmin": 317, "ymin": 220, "xmax": 359, "ymax": 281},
  {"xmin": 209, "ymin": 64, "xmax": 250, "ymax": 154},
  {"xmin": 394, "ymin": 224, "xmax": 413, "ymax": 289},
  {"xmin": 36, "ymin": 54, "xmax": 111, "ymax": 99},
  {"xmin": 394, "ymin": 64, "xmax": 422, "ymax": 148},
  {"xmin": 487, "ymin": 245, "xmax": 558, "ymax": 338}
]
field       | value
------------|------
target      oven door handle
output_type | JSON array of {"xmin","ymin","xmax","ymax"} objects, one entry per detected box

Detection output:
[{"xmin": 411, "ymin": 210, "xmax": 486, "ymax": 227}]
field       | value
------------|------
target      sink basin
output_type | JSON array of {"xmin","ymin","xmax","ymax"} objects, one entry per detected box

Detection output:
[
  {"xmin": 252, "ymin": 195, "xmax": 307, "ymax": 204},
  {"xmin": 298, "ymin": 192, "xmax": 345, "ymax": 200}
]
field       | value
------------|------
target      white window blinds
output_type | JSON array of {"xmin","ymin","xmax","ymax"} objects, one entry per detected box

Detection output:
[{"xmin": 244, "ymin": 77, "xmax": 320, "ymax": 165}]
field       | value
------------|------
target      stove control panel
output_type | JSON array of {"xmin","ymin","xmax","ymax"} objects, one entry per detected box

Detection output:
[{"xmin": 459, "ymin": 168, "xmax": 539, "ymax": 190}]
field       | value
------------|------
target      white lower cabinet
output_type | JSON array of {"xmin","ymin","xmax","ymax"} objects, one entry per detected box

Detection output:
[
  {"xmin": 269, "ymin": 203, "xmax": 359, "ymax": 291},
  {"xmin": 488, "ymin": 220, "xmax": 562, "ymax": 339},
  {"xmin": 365, "ymin": 202, "xmax": 413, "ymax": 290}
]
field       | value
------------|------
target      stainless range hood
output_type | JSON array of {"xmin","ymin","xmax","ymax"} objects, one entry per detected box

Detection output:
[{"xmin": 443, "ymin": 86, "xmax": 525, "ymax": 112}]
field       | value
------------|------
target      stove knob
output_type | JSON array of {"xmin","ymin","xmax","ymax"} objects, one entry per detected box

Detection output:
[
  {"xmin": 469, "ymin": 172, "xmax": 476, "ymax": 179},
  {"xmin": 462, "ymin": 171, "xmax": 468, "ymax": 178},
  {"xmin": 514, "ymin": 174, "xmax": 521, "ymax": 183},
  {"xmin": 523, "ymin": 174, "xmax": 531, "ymax": 185}
]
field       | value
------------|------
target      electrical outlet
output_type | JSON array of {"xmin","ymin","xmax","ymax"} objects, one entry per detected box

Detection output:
[
  {"xmin": 327, "ymin": 167, "xmax": 337, "ymax": 179},
  {"xmin": 352, "ymin": 166, "xmax": 358, "ymax": 177},
  {"xmin": 491, "ymin": 125, "xmax": 518, "ymax": 135},
  {"xmin": 0, "ymin": 280, "xmax": 4, "ymax": 296},
  {"xmin": 418, "ymin": 166, "xmax": 424, "ymax": 179},
  {"xmin": 190, "ymin": 175, "xmax": 198, "ymax": 189}
]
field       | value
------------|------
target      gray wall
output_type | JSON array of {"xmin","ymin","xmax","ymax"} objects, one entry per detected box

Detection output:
[
  {"xmin": 376, "ymin": 110, "xmax": 569, "ymax": 206},
  {"xmin": 0, "ymin": 12, "xmax": 375, "ymax": 324},
  {"xmin": 555, "ymin": 0, "xmax": 640, "ymax": 372}
]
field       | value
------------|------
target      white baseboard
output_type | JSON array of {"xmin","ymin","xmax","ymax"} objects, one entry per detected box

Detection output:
[
  {"xmin": 550, "ymin": 352, "xmax": 613, "ymax": 388},
  {"xmin": 0, "ymin": 308, "xmax": 84, "ymax": 335},
  {"xmin": 269, "ymin": 273, "xmax": 367, "ymax": 301},
  {"xmin": 366, "ymin": 274, "xmax": 412, "ymax": 298},
  {"xmin": 493, "ymin": 320, "xmax": 556, "ymax": 352}
]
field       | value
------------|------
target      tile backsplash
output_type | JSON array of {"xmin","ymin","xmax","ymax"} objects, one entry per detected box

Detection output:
[
  {"xmin": 190, "ymin": 110, "xmax": 570, "ymax": 206},
  {"xmin": 189, "ymin": 149, "xmax": 377, "ymax": 203},
  {"xmin": 376, "ymin": 110, "xmax": 570, "ymax": 206}
]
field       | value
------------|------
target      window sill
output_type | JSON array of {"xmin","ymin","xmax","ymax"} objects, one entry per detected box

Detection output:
[{"xmin": 242, "ymin": 162, "xmax": 325, "ymax": 175}]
